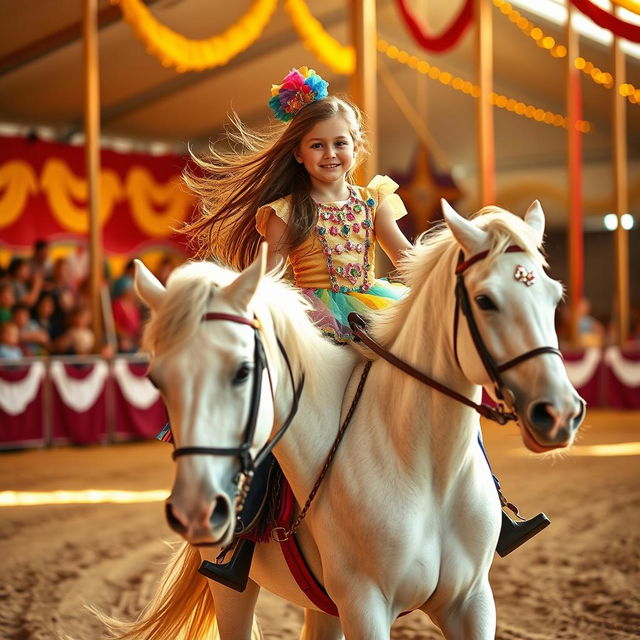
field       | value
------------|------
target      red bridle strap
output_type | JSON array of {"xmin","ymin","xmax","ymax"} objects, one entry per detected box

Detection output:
[
  {"xmin": 455, "ymin": 245, "xmax": 524, "ymax": 275},
  {"xmin": 201, "ymin": 312, "xmax": 261, "ymax": 330}
]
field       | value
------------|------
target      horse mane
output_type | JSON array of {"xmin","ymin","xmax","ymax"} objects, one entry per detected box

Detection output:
[
  {"xmin": 371, "ymin": 206, "xmax": 548, "ymax": 348},
  {"xmin": 142, "ymin": 261, "xmax": 350, "ymax": 398}
]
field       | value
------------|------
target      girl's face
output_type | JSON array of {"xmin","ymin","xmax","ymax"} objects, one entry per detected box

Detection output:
[{"xmin": 294, "ymin": 115, "xmax": 358, "ymax": 189}]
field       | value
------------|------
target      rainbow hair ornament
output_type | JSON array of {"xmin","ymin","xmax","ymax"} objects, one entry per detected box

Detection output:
[{"xmin": 268, "ymin": 66, "xmax": 329, "ymax": 122}]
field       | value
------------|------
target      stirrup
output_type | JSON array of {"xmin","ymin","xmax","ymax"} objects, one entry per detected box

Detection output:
[
  {"xmin": 198, "ymin": 538, "xmax": 256, "ymax": 592},
  {"xmin": 496, "ymin": 510, "xmax": 550, "ymax": 557}
]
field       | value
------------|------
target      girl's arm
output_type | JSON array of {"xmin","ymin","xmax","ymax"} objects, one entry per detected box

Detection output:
[
  {"xmin": 374, "ymin": 200, "xmax": 413, "ymax": 267},
  {"xmin": 262, "ymin": 211, "xmax": 291, "ymax": 274}
]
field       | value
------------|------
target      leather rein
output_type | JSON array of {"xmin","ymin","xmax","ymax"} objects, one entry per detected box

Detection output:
[{"xmin": 349, "ymin": 245, "xmax": 563, "ymax": 426}]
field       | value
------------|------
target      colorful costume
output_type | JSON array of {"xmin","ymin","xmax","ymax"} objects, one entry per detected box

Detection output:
[{"xmin": 256, "ymin": 175, "xmax": 408, "ymax": 342}]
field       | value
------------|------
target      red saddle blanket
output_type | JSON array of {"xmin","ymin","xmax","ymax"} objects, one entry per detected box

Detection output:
[{"xmin": 262, "ymin": 475, "xmax": 340, "ymax": 616}]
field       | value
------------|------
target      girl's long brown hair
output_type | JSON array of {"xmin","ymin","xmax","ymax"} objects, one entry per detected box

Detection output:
[{"xmin": 182, "ymin": 96, "xmax": 367, "ymax": 270}]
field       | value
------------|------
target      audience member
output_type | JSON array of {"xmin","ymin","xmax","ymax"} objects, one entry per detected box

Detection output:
[
  {"xmin": 29, "ymin": 239, "xmax": 53, "ymax": 280},
  {"xmin": 33, "ymin": 292, "xmax": 56, "ymax": 342},
  {"xmin": 53, "ymin": 303, "xmax": 95, "ymax": 356},
  {"xmin": 44, "ymin": 257, "xmax": 77, "ymax": 339},
  {"xmin": 0, "ymin": 282, "xmax": 15, "ymax": 324},
  {"xmin": 112, "ymin": 277, "xmax": 142, "ymax": 353},
  {"xmin": 0, "ymin": 322, "xmax": 23, "ymax": 360},
  {"xmin": 7, "ymin": 256, "xmax": 43, "ymax": 307},
  {"xmin": 12, "ymin": 303, "xmax": 50, "ymax": 355},
  {"xmin": 155, "ymin": 254, "xmax": 176, "ymax": 286},
  {"xmin": 112, "ymin": 259, "xmax": 136, "ymax": 300}
]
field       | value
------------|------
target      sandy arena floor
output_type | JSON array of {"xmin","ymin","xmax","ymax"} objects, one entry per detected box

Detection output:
[{"xmin": 0, "ymin": 409, "xmax": 638, "ymax": 639}]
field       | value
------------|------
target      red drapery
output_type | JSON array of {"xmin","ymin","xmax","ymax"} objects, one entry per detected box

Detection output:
[
  {"xmin": 570, "ymin": 0, "xmax": 640, "ymax": 43},
  {"xmin": 395, "ymin": 0, "xmax": 474, "ymax": 52}
]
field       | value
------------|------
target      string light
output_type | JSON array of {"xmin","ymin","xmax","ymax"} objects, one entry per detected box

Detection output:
[
  {"xmin": 377, "ymin": 38, "xmax": 592, "ymax": 133},
  {"xmin": 493, "ymin": 0, "xmax": 640, "ymax": 105}
]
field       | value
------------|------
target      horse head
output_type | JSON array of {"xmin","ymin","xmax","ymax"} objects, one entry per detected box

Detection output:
[
  {"xmin": 441, "ymin": 199, "xmax": 585, "ymax": 452},
  {"xmin": 134, "ymin": 246, "xmax": 278, "ymax": 546}
]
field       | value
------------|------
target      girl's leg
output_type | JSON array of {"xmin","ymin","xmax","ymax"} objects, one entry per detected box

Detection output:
[{"xmin": 477, "ymin": 430, "xmax": 550, "ymax": 556}]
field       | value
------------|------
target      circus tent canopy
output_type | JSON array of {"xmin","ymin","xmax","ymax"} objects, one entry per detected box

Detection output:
[{"xmin": 0, "ymin": 0, "xmax": 638, "ymax": 228}]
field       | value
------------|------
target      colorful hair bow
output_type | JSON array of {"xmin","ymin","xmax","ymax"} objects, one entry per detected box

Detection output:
[{"xmin": 268, "ymin": 66, "xmax": 329, "ymax": 122}]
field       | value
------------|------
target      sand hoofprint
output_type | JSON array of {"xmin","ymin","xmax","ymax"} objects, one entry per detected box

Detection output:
[{"xmin": 0, "ymin": 410, "xmax": 638, "ymax": 639}]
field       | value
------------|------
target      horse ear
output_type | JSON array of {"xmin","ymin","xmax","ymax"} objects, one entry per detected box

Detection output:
[
  {"xmin": 134, "ymin": 259, "xmax": 166, "ymax": 311},
  {"xmin": 524, "ymin": 200, "xmax": 545, "ymax": 245},
  {"xmin": 441, "ymin": 199, "xmax": 489, "ymax": 255},
  {"xmin": 225, "ymin": 243, "xmax": 267, "ymax": 310}
]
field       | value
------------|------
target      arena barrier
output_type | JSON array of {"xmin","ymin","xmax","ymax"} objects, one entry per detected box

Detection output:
[
  {"xmin": 1, "ymin": 347, "xmax": 638, "ymax": 449},
  {"xmin": 0, "ymin": 355, "xmax": 166, "ymax": 450}
]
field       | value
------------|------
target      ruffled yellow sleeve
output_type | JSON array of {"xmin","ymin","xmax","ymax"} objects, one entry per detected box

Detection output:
[
  {"xmin": 256, "ymin": 197, "xmax": 291, "ymax": 237},
  {"xmin": 366, "ymin": 175, "xmax": 408, "ymax": 221}
]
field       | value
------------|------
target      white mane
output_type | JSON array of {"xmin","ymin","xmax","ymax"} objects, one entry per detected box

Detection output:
[
  {"xmin": 371, "ymin": 207, "xmax": 548, "ymax": 350},
  {"xmin": 142, "ymin": 261, "xmax": 354, "ymax": 399}
]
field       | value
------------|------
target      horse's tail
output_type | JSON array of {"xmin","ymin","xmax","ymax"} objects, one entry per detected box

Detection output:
[{"xmin": 93, "ymin": 542, "xmax": 261, "ymax": 640}]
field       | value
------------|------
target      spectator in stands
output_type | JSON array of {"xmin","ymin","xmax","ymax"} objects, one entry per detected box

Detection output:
[
  {"xmin": 44, "ymin": 257, "xmax": 77, "ymax": 339},
  {"xmin": 53, "ymin": 303, "xmax": 95, "ymax": 355},
  {"xmin": 577, "ymin": 297, "xmax": 605, "ymax": 348},
  {"xmin": 12, "ymin": 303, "xmax": 50, "ymax": 355},
  {"xmin": 112, "ymin": 276, "xmax": 142, "ymax": 353},
  {"xmin": 0, "ymin": 321, "xmax": 23, "ymax": 360},
  {"xmin": 155, "ymin": 254, "xmax": 176, "ymax": 286},
  {"xmin": 29, "ymin": 239, "xmax": 52, "ymax": 280},
  {"xmin": 7, "ymin": 256, "xmax": 43, "ymax": 307},
  {"xmin": 112, "ymin": 259, "xmax": 136, "ymax": 300},
  {"xmin": 33, "ymin": 292, "xmax": 56, "ymax": 341},
  {"xmin": 0, "ymin": 282, "xmax": 15, "ymax": 324}
]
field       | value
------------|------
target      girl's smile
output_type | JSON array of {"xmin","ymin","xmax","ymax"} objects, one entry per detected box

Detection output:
[{"xmin": 294, "ymin": 115, "xmax": 358, "ymax": 197}]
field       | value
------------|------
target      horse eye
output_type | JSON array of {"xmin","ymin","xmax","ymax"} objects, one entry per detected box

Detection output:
[
  {"xmin": 475, "ymin": 295, "xmax": 498, "ymax": 311},
  {"xmin": 232, "ymin": 363, "xmax": 253, "ymax": 386}
]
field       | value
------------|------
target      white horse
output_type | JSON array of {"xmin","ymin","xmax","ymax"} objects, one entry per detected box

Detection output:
[{"xmin": 108, "ymin": 201, "xmax": 583, "ymax": 640}]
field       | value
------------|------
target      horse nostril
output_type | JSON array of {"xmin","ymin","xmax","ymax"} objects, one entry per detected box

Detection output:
[
  {"xmin": 209, "ymin": 495, "xmax": 231, "ymax": 530},
  {"xmin": 529, "ymin": 402, "xmax": 555, "ymax": 433},
  {"xmin": 571, "ymin": 399, "xmax": 586, "ymax": 429},
  {"xmin": 165, "ymin": 502, "xmax": 188, "ymax": 535}
]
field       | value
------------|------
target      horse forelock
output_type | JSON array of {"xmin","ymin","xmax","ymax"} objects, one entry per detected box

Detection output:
[
  {"xmin": 472, "ymin": 206, "xmax": 547, "ymax": 271},
  {"xmin": 370, "ymin": 207, "xmax": 547, "ymax": 348},
  {"xmin": 141, "ymin": 261, "xmax": 232, "ymax": 354}
]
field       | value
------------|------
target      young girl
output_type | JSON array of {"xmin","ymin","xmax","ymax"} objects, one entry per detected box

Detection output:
[
  {"xmin": 184, "ymin": 66, "xmax": 411, "ymax": 342},
  {"xmin": 180, "ymin": 67, "xmax": 547, "ymax": 587}
]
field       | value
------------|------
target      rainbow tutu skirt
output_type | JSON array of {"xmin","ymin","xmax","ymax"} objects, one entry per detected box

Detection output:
[{"xmin": 301, "ymin": 279, "xmax": 408, "ymax": 343}]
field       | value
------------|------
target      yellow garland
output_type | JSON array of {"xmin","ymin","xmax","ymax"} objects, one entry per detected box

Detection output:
[
  {"xmin": 378, "ymin": 39, "xmax": 592, "ymax": 133},
  {"xmin": 112, "ymin": 0, "xmax": 277, "ymax": 73},
  {"xmin": 283, "ymin": 0, "xmax": 355, "ymax": 75},
  {"xmin": 610, "ymin": 0, "xmax": 640, "ymax": 16},
  {"xmin": 493, "ymin": 0, "xmax": 640, "ymax": 106}
]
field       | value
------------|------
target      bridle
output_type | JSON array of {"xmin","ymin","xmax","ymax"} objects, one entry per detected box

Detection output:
[
  {"xmin": 453, "ymin": 246, "xmax": 563, "ymax": 414},
  {"xmin": 170, "ymin": 312, "xmax": 304, "ymax": 493},
  {"xmin": 350, "ymin": 245, "xmax": 563, "ymax": 425}
]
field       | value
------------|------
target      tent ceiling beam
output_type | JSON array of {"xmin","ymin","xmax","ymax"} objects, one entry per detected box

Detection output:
[{"xmin": 0, "ymin": 0, "xmax": 160, "ymax": 78}]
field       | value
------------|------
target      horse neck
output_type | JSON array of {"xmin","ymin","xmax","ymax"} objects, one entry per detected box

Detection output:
[
  {"xmin": 269, "ymin": 326, "xmax": 360, "ymax": 499},
  {"xmin": 371, "ymin": 256, "xmax": 482, "ymax": 486}
]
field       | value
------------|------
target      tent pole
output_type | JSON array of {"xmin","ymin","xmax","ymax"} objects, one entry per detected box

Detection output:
[
  {"xmin": 350, "ymin": 0, "xmax": 378, "ymax": 183},
  {"xmin": 566, "ymin": 4, "xmax": 583, "ymax": 347},
  {"xmin": 612, "ymin": 7, "xmax": 629, "ymax": 346},
  {"xmin": 83, "ymin": 0, "xmax": 104, "ymax": 350},
  {"xmin": 475, "ymin": 0, "xmax": 495, "ymax": 206}
]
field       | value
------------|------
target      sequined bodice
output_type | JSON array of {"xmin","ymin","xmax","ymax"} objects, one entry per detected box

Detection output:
[{"xmin": 314, "ymin": 187, "xmax": 376, "ymax": 294}]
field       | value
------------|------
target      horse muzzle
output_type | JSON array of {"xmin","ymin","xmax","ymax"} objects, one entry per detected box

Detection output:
[
  {"xmin": 164, "ymin": 493, "xmax": 235, "ymax": 546},
  {"xmin": 521, "ymin": 393, "xmax": 586, "ymax": 452}
]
